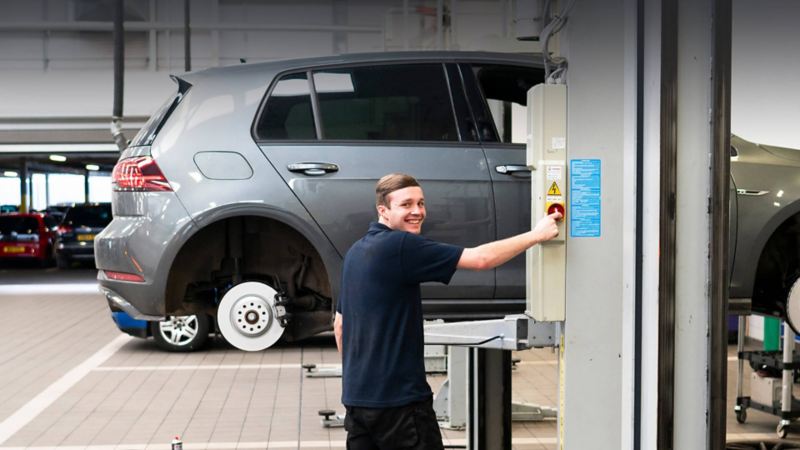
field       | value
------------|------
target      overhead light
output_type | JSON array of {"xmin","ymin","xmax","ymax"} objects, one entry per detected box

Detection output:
[
  {"xmin": 86, "ymin": 164, "xmax": 100, "ymax": 171},
  {"xmin": 49, "ymin": 154, "xmax": 67, "ymax": 162},
  {"xmin": 777, "ymin": 190, "xmax": 784, "ymax": 198},
  {"xmin": 3, "ymin": 171, "xmax": 18, "ymax": 177}
]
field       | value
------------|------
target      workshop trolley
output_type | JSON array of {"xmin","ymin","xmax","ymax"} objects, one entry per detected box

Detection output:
[{"xmin": 735, "ymin": 316, "xmax": 800, "ymax": 438}]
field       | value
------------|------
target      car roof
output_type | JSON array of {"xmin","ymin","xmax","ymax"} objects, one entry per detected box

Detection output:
[{"xmin": 184, "ymin": 51, "xmax": 544, "ymax": 82}]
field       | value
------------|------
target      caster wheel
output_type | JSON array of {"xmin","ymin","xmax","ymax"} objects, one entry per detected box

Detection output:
[
  {"xmin": 735, "ymin": 408, "xmax": 747, "ymax": 424},
  {"xmin": 777, "ymin": 422, "xmax": 789, "ymax": 439}
]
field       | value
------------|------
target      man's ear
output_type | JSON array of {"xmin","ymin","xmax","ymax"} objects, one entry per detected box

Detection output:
[{"xmin": 377, "ymin": 204, "xmax": 388, "ymax": 220}]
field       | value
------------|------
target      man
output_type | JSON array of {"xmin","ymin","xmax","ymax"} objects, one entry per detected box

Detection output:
[{"xmin": 334, "ymin": 173, "xmax": 561, "ymax": 450}]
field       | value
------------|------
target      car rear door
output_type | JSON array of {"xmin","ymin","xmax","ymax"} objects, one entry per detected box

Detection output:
[
  {"xmin": 459, "ymin": 62, "xmax": 545, "ymax": 299},
  {"xmin": 255, "ymin": 62, "xmax": 495, "ymax": 299}
]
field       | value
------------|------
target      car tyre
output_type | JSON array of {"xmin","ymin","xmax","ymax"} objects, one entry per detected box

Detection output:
[
  {"xmin": 55, "ymin": 253, "xmax": 70, "ymax": 269},
  {"xmin": 151, "ymin": 314, "xmax": 210, "ymax": 352}
]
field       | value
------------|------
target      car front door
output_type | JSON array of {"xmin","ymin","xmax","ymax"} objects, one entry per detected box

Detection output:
[
  {"xmin": 255, "ymin": 62, "xmax": 495, "ymax": 300},
  {"xmin": 459, "ymin": 63, "xmax": 545, "ymax": 299}
]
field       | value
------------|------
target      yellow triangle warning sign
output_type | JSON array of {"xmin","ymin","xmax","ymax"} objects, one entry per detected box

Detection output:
[{"xmin": 547, "ymin": 182, "xmax": 562, "ymax": 196}]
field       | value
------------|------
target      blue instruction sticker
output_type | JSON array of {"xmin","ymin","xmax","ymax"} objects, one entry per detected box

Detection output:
[{"xmin": 570, "ymin": 159, "xmax": 601, "ymax": 237}]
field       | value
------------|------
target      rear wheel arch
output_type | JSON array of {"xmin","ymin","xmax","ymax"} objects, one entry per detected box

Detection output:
[
  {"xmin": 751, "ymin": 210, "xmax": 800, "ymax": 316},
  {"xmin": 164, "ymin": 206, "xmax": 341, "ymax": 340}
]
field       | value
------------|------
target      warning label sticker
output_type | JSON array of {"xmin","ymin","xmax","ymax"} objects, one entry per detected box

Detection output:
[
  {"xmin": 546, "ymin": 165, "xmax": 562, "ymax": 181},
  {"xmin": 547, "ymin": 182, "xmax": 562, "ymax": 196}
]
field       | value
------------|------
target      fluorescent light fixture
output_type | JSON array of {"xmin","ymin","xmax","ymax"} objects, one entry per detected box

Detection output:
[
  {"xmin": 777, "ymin": 190, "xmax": 784, "ymax": 198},
  {"xmin": 86, "ymin": 164, "xmax": 100, "ymax": 171},
  {"xmin": 49, "ymin": 154, "xmax": 67, "ymax": 162},
  {"xmin": 0, "ymin": 144, "xmax": 118, "ymax": 153},
  {"xmin": 3, "ymin": 171, "xmax": 18, "ymax": 177}
]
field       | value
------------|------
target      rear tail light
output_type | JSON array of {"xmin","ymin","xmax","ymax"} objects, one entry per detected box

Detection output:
[
  {"xmin": 104, "ymin": 270, "xmax": 145, "ymax": 282},
  {"xmin": 57, "ymin": 225, "xmax": 73, "ymax": 234},
  {"xmin": 112, "ymin": 156, "xmax": 172, "ymax": 192}
]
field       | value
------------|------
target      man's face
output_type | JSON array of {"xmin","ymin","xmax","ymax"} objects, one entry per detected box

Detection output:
[{"xmin": 378, "ymin": 186, "xmax": 426, "ymax": 234}]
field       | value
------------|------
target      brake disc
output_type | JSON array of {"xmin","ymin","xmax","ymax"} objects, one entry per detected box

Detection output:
[{"xmin": 217, "ymin": 282, "xmax": 285, "ymax": 351}]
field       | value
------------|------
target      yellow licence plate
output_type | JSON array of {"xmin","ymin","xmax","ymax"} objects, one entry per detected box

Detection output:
[
  {"xmin": 3, "ymin": 246, "xmax": 25, "ymax": 254},
  {"xmin": 77, "ymin": 234, "xmax": 95, "ymax": 241}
]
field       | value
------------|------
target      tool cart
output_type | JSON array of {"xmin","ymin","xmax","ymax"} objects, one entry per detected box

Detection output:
[{"xmin": 734, "ymin": 316, "xmax": 800, "ymax": 438}]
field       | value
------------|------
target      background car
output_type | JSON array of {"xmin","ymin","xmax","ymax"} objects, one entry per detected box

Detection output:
[
  {"xmin": 110, "ymin": 310, "xmax": 212, "ymax": 352},
  {"xmin": 43, "ymin": 204, "xmax": 71, "ymax": 224},
  {"xmin": 0, "ymin": 213, "xmax": 57, "ymax": 266},
  {"xmin": 55, "ymin": 202, "xmax": 112, "ymax": 268}
]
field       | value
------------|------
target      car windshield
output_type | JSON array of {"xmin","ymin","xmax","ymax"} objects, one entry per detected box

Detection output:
[
  {"xmin": 63, "ymin": 205, "xmax": 112, "ymax": 228},
  {"xmin": 0, "ymin": 216, "xmax": 39, "ymax": 235}
]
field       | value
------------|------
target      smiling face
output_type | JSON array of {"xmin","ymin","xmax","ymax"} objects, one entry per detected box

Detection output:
[{"xmin": 377, "ymin": 186, "xmax": 426, "ymax": 234}]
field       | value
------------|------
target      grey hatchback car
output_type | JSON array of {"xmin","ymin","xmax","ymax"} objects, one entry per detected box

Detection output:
[{"xmin": 95, "ymin": 51, "xmax": 800, "ymax": 350}]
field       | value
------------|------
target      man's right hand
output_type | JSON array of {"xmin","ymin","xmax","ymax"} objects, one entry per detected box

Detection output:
[{"xmin": 533, "ymin": 212, "xmax": 562, "ymax": 242}]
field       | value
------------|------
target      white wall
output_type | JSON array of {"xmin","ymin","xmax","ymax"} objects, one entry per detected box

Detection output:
[
  {"xmin": 0, "ymin": 0, "xmax": 539, "ymax": 121},
  {"xmin": 733, "ymin": 0, "xmax": 800, "ymax": 149}
]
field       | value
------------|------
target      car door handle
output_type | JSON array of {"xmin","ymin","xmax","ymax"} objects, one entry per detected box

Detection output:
[
  {"xmin": 495, "ymin": 165, "xmax": 531, "ymax": 175},
  {"xmin": 287, "ymin": 162, "xmax": 339, "ymax": 176}
]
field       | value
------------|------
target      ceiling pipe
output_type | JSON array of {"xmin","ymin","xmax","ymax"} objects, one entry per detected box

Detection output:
[
  {"xmin": 184, "ymin": 0, "xmax": 191, "ymax": 72},
  {"xmin": 110, "ymin": 0, "xmax": 127, "ymax": 152}
]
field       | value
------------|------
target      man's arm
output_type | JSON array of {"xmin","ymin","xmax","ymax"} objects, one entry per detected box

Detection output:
[
  {"xmin": 334, "ymin": 312, "xmax": 343, "ymax": 353},
  {"xmin": 458, "ymin": 211, "xmax": 561, "ymax": 271}
]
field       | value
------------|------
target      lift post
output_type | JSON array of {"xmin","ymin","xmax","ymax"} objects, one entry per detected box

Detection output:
[{"xmin": 424, "ymin": 315, "xmax": 557, "ymax": 449}]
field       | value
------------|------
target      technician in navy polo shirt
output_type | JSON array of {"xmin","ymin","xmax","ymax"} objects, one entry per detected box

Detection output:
[{"xmin": 334, "ymin": 173, "xmax": 561, "ymax": 450}]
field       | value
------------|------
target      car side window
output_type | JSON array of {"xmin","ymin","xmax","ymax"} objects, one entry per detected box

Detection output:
[
  {"xmin": 255, "ymin": 72, "xmax": 317, "ymax": 140},
  {"xmin": 312, "ymin": 64, "xmax": 458, "ymax": 142},
  {"xmin": 464, "ymin": 64, "xmax": 544, "ymax": 144}
]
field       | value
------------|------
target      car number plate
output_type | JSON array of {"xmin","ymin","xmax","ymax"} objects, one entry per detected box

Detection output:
[
  {"xmin": 3, "ymin": 246, "xmax": 25, "ymax": 253},
  {"xmin": 77, "ymin": 234, "xmax": 95, "ymax": 241}
]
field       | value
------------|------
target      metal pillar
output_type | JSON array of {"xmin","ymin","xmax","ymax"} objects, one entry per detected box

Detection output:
[
  {"xmin": 19, "ymin": 159, "xmax": 29, "ymax": 213},
  {"xmin": 183, "ymin": 0, "xmax": 191, "ymax": 72},
  {"xmin": 84, "ymin": 171, "xmax": 90, "ymax": 203},
  {"xmin": 468, "ymin": 348, "xmax": 511, "ymax": 450}
]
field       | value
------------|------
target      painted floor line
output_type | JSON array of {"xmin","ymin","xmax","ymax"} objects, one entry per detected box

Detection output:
[
  {"xmin": 0, "ymin": 334, "xmax": 132, "ymax": 445},
  {"xmin": 93, "ymin": 363, "xmax": 342, "ymax": 372},
  {"xmin": 0, "ymin": 282, "xmax": 100, "ymax": 295},
  {"xmin": 0, "ymin": 437, "xmax": 559, "ymax": 449},
  {"xmin": 0, "ymin": 435, "xmax": 783, "ymax": 449}
]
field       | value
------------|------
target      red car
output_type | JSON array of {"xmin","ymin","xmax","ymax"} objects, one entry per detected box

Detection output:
[{"xmin": 0, "ymin": 213, "xmax": 58, "ymax": 266}]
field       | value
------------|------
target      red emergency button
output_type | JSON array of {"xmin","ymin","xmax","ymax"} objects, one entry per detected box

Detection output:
[{"xmin": 548, "ymin": 203, "xmax": 565, "ymax": 220}]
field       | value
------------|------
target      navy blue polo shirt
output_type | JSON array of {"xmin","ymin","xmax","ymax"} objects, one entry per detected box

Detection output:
[{"xmin": 337, "ymin": 222, "xmax": 464, "ymax": 408}]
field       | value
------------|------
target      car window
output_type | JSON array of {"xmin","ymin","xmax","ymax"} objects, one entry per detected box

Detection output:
[
  {"xmin": 467, "ymin": 64, "xmax": 543, "ymax": 144},
  {"xmin": 255, "ymin": 72, "xmax": 317, "ymax": 140},
  {"xmin": 129, "ymin": 78, "xmax": 190, "ymax": 147},
  {"xmin": 312, "ymin": 64, "xmax": 458, "ymax": 142},
  {"xmin": 63, "ymin": 205, "xmax": 112, "ymax": 228},
  {"xmin": 43, "ymin": 215, "xmax": 58, "ymax": 228},
  {"xmin": 0, "ymin": 217, "xmax": 39, "ymax": 235}
]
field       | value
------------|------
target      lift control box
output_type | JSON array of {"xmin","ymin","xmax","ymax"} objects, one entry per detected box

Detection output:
[{"xmin": 526, "ymin": 84, "xmax": 567, "ymax": 322}]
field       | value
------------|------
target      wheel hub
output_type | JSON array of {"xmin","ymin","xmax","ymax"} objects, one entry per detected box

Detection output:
[
  {"xmin": 217, "ymin": 282, "xmax": 285, "ymax": 351},
  {"xmin": 231, "ymin": 295, "xmax": 272, "ymax": 336}
]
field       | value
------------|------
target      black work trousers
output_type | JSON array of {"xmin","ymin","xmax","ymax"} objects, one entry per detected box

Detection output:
[{"xmin": 344, "ymin": 398, "xmax": 444, "ymax": 450}]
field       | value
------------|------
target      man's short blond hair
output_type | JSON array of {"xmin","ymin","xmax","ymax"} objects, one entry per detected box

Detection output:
[{"xmin": 375, "ymin": 173, "xmax": 420, "ymax": 208}]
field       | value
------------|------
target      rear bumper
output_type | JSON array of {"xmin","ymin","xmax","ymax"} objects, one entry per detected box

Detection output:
[
  {"xmin": 102, "ymin": 286, "xmax": 165, "ymax": 321},
  {"xmin": 0, "ymin": 244, "xmax": 46, "ymax": 260},
  {"xmin": 110, "ymin": 310, "xmax": 149, "ymax": 338},
  {"xmin": 57, "ymin": 243, "xmax": 95, "ymax": 258},
  {"xmin": 94, "ymin": 191, "xmax": 194, "ymax": 317}
]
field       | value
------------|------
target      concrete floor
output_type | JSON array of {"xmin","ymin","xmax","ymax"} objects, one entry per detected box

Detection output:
[{"xmin": 0, "ymin": 267, "xmax": 797, "ymax": 449}]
